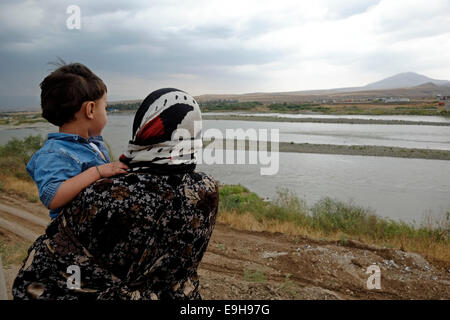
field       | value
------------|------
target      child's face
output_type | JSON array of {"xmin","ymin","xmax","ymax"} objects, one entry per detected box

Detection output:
[{"xmin": 90, "ymin": 92, "xmax": 108, "ymax": 136}]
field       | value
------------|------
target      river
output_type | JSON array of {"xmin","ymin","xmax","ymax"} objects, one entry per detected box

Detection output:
[{"xmin": 1, "ymin": 113, "xmax": 449, "ymax": 224}]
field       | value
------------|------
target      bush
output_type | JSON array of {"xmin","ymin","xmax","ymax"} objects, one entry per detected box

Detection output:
[
  {"xmin": 310, "ymin": 197, "xmax": 375, "ymax": 235},
  {"xmin": 0, "ymin": 135, "xmax": 44, "ymax": 180},
  {"xmin": 268, "ymin": 103, "xmax": 325, "ymax": 112},
  {"xmin": 0, "ymin": 135, "xmax": 44, "ymax": 161},
  {"xmin": 219, "ymin": 184, "xmax": 449, "ymax": 247},
  {"xmin": 199, "ymin": 101, "xmax": 262, "ymax": 112},
  {"xmin": 218, "ymin": 184, "xmax": 266, "ymax": 214}
]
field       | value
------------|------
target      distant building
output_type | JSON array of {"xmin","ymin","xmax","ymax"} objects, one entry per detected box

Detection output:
[
  {"xmin": 437, "ymin": 95, "xmax": 450, "ymax": 110},
  {"xmin": 444, "ymin": 96, "xmax": 450, "ymax": 111},
  {"xmin": 382, "ymin": 97, "xmax": 410, "ymax": 103}
]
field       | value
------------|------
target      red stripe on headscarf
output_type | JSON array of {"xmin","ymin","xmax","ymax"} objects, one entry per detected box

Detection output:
[
  {"xmin": 136, "ymin": 116, "xmax": 165, "ymax": 142},
  {"xmin": 119, "ymin": 154, "xmax": 129, "ymax": 164}
]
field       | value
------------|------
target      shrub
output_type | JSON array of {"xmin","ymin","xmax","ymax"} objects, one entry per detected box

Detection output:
[
  {"xmin": 243, "ymin": 267, "xmax": 265, "ymax": 283},
  {"xmin": 0, "ymin": 135, "xmax": 44, "ymax": 180}
]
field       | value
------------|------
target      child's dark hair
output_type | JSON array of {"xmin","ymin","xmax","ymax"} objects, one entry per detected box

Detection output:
[{"xmin": 40, "ymin": 61, "xmax": 107, "ymax": 126}]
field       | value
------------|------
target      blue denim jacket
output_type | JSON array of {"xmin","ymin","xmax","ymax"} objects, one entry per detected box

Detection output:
[{"xmin": 26, "ymin": 133, "xmax": 110, "ymax": 219}]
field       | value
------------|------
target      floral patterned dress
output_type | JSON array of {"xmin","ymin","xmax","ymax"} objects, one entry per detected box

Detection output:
[{"xmin": 12, "ymin": 170, "xmax": 219, "ymax": 300}]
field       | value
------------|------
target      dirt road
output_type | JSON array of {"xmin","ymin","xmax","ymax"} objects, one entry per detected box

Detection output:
[{"xmin": 0, "ymin": 193, "xmax": 449, "ymax": 300}]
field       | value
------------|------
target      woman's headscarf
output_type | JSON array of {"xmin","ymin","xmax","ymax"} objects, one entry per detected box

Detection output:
[{"xmin": 119, "ymin": 88, "xmax": 202, "ymax": 175}]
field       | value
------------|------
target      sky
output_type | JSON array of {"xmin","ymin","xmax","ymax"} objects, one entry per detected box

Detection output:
[{"xmin": 1, "ymin": 0, "xmax": 450, "ymax": 107}]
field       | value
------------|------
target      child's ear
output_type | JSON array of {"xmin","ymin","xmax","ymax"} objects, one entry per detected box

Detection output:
[{"xmin": 82, "ymin": 101, "xmax": 95, "ymax": 120}]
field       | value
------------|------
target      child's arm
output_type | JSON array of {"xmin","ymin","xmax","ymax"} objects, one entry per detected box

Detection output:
[{"xmin": 48, "ymin": 161, "xmax": 128, "ymax": 210}]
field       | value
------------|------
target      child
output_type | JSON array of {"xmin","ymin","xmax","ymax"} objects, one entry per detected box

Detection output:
[{"xmin": 27, "ymin": 62, "xmax": 128, "ymax": 219}]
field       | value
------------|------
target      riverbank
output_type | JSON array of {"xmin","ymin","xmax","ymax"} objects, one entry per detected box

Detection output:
[
  {"xmin": 0, "ymin": 112, "xmax": 47, "ymax": 127},
  {"xmin": 197, "ymin": 100, "xmax": 450, "ymax": 117},
  {"xmin": 202, "ymin": 114, "xmax": 450, "ymax": 126},
  {"xmin": 3, "ymin": 120, "xmax": 449, "ymax": 161},
  {"xmin": 2, "ymin": 110, "xmax": 450, "ymax": 129},
  {"xmin": 205, "ymin": 139, "xmax": 450, "ymax": 161}
]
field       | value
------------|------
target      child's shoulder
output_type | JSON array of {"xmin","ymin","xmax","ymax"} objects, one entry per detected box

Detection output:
[
  {"xmin": 33, "ymin": 137, "xmax": 75, "ymax": 157},
  {"xmin": 28, "ymin": 137, "xmax": 83, "ymax": 169}
]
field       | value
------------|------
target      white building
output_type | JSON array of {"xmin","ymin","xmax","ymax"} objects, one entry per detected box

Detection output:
[{"xmin": 382, "ymin": 97, "xmax": 410, "ymax": 103}]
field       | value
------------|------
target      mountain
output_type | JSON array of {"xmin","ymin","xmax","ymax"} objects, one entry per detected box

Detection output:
[
  {"xmin": 364, "ymin": 72, "xmax": 450, "ymax": 90},
  {"xmin": 3, "ymin": 72, "xmax": 450, "ymax": 110},
  {"xmin": 195, "ymin": 73, "xmax": 450, "ymax": 104}
]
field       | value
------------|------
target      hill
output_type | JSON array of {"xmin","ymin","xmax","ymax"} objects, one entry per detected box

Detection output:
[
  {"xmin": 3, "ymin": 72, "xmax": 449, "ymax": 111},
  {"xmin": 364, "ymin": 72, "xmax": 450, "ymax": 90},
  {"xmin": 194, "ymin": 72, "xmax": 450, "ymax": 104}
]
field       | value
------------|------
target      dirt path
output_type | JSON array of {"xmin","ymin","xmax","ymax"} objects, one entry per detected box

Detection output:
[
  {"xmin": 200, "ymin": 224, "xmax": 450, "ymax": 299},
  {"xmin": 0, "ymin": 193, "xmax": 449, "ymax": 300}
]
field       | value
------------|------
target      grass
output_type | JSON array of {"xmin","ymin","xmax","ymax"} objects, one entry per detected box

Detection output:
[
  {"xmin": 0, "ymin": 240, "xmax": 31, "ymax": 266},
  {"xmin": 197, "ymin": 100, "xmax": 450, "ymax": 116},
  {"xmin": 243, "ymin": 267, "xmax": 266, "ymax": 283},
  {"xmin": 217, "ymin": 184, "xmax": 450, "ymax": 262},
  {"xmin": 267, "ymin": 103, "xmax": 327, "ymax": 112},
  {"xmin": 0, "ymin": 135, "xmax": 43, "ymax": 197},
  {"xmin": 279, "ymin": 274, "xmax": 297, "ymax": 296},
  {"xmin": 200, "ymin": 101, "xmax": 263, "ymax": 112},
  {"xmin": 0, "ymin": 175, "xmax": 39, "ymax": 198}
]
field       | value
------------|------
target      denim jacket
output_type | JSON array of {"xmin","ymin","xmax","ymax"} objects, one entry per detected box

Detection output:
[{"xmin": 26, "ymin": 133, "xmax": 110, "ymax": 219}]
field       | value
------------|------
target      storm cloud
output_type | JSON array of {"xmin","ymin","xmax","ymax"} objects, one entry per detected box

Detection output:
[{"xmin": 1, "ymin": 0, "xmax": 449, "ymax": 107}]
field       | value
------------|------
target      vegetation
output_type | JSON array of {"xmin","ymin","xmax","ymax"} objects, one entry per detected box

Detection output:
[
  {"xmin": 196, "ymin": 100, "xmax": 450, "ymax": 116},
  {"xmin": 199, "ymin": 101, "xmax": 263, "ymax": 112},
  {"xmin": 243, "ymin": 267, "xmax": 266, "ymax": 283},
  {"xmin": 0, "ymin": 135, "xmax": 44, "ymax": 198},
  {"xmin": 0, "ymin": 135, "xmax": 44, "ymax": 180},
  {"xmin": 0, "ymin": 240, "xmax": 31, "ymax": 266},
  {"xmin": 107, "ymin": 102, "xmax": 141, "ymax": 111},
  {"xmin": 279, "ymin": 274, "xmax": 297, "ymax": 296},
  {"xmin": 0, "ymin": 113, "xmax": 46, "ymax": 125},
  {"xmin": 218, "ymin": 184, "xmax": 450, "ymax": 262},
  {"xmin": 93, "ymin": 99, "xmax": 450, "ymax": 117},
  {"xmin": 267, "ymin": 103, "xmax": 328, "ymax": 112}
]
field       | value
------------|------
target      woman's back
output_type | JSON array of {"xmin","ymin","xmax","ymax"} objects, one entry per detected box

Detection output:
[{"xmin": 12, "ymin": 171, "xmax": 218, "ymax": 300}]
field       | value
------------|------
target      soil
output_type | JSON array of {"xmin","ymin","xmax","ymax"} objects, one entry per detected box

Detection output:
[{"xmin": 0, "ymin": 192, "xmax": 449, "ymax": 300}]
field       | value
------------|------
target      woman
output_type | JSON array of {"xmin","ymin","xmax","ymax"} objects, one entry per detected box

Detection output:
[{"xmin": 12, "ymin": 88, "xmax": 219, "ymax": 300}]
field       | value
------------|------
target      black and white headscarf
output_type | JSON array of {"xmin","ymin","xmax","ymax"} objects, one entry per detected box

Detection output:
[{"xmin": 120, "ymin": 88, "xmax": 202, "ymax": 175}]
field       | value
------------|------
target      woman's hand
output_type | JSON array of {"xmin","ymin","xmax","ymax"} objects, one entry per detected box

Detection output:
[{"xmin": 97, "ymin": 161, "xmax": 129, "ymax": 178}]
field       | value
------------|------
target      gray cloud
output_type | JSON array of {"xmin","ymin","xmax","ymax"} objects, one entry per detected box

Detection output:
[
  {"xmin": 0, "ymin": 0, "xmax": 449, "ymax": 107},
  {"xmin": 323, "ymin": 0, "xmax": 381, "ymax": 19}
]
